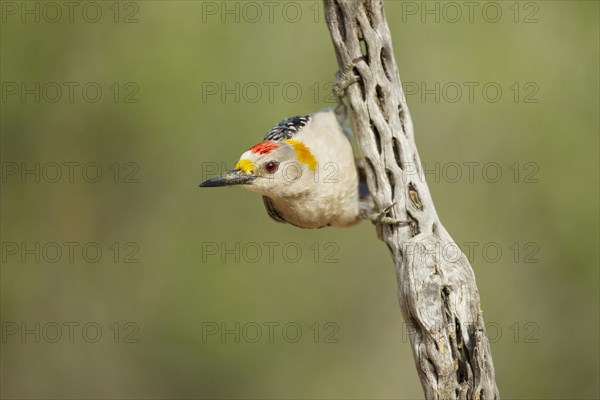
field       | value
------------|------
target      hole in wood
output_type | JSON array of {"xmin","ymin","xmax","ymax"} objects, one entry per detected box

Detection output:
[
  {"xmin": 380, "ymin": 47, "xmax": 392, "ymax": 82},
  {"xmin": 454, "ymin": 317, "xmax": 468, "ymax": 384},
  {"xmin": 365, "ymin": 157, "xmax": 378, "ymax": 192},
  {"xmin": 376, "ymin": 85, "xmax": 388, "ymax": 121},
  {"xmin": 355, "ymin": 68, "xmax": 366, "ymax": 101},
  {"xmin": 406, "ymin": 210, "xmax": 420, "ymax": 236},
  {"xmin": 408, "ymin": 182, "xmax": 423, "ymax": 211},
  {"xmin": 398, "ymin": 105, "xmax": 408, "ymax": 137},
  {"xmin": 359, "ymin": 39, "xmax": 368, "ymax": 59},
  {"xmin": 392, "ymin": 136, "xmax": 404, "ymax": 170},
  {"xmin": 371, "ymin": 120, "xmax": 382, "ymax": 155},
  {"xmin": 386, "ymin": 168, "xmax": 395, "ymax": 199}
]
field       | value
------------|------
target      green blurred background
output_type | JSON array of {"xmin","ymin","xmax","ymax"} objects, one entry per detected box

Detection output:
[{"xmin": 1, "ymin": 1, "xmax": 598, "ymax": 399}]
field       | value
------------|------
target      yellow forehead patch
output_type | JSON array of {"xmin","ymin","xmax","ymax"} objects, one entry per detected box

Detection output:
[
  {"xmin": 284, "ymin": 139, "xmax": 317, "ymax": 170},
  {"xmin": 235, "ymin": 159, "xmax": 254, "ymax": 173}
]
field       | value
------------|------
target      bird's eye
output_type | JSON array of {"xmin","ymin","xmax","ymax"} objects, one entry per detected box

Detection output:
[{"xmin": 264, "ymin": 161, "xmax": 279, "ymax": 174}]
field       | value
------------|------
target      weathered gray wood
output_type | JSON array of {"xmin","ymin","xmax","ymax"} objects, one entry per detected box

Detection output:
[{"xmin": 323, "ymin": 1, "xmax": 500, "ymax": 398}]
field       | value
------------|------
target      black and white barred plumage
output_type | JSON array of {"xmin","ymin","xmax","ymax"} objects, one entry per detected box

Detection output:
[{"xmin": 263, "ymin": 115, "xmax": 311, "ymax": 141}]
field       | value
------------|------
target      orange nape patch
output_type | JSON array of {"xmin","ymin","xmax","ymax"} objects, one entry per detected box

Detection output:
[
  {"xmin": 284, "ymin": 139, "xmax": 317, "ymax": 170},
  {"xmin": 249, "ymin": 141, "xmax": 279, "ymax": 155}
]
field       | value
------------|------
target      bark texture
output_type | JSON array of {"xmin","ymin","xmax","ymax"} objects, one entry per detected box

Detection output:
[{"xmin": 323, "ymin": 1, "xmax": 500, "ymax": 398}]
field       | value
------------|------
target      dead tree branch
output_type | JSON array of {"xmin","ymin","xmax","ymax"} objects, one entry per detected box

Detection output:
[{"xmin": 323, "ymin": 1, "xmax": 500, "ymax": 398}]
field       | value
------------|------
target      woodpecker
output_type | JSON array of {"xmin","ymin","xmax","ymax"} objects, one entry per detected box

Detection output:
[
  {"xmin": 200, "ymin": 108, "xmax": 406, "ymax": 229},
  {"xmin": 200, "ymin": 109, "xmax": 363, "ymax": 228}
]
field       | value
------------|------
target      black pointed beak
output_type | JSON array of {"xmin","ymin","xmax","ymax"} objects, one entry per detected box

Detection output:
[{"xmin": 199, "ymin": 169, "xmax": 257, "ymax": 187}]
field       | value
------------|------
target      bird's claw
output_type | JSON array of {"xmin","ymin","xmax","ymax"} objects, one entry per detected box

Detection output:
[
  {"xmin": 362, "ymin": 201, "xmax": 410, "ymax": 226},
  {"xmin": 332, "ymin": 58, "xmax": 363, "ymax": 99}
]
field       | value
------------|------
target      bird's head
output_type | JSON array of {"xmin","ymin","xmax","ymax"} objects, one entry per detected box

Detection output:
[{"xmin": 200, "ymin": 139, "xmax": 317, "ymax": 198}]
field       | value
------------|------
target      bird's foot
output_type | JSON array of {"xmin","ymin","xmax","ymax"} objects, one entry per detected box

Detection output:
[
  {"xmin": 332, "ymin": 58, "xmax": 363, "ymax": 99},
  {"xmin": 361, "ymin": 202, "xmax": 410, "ymax": 226}
]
